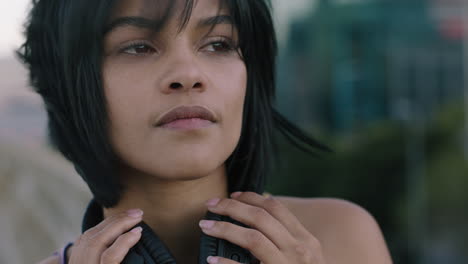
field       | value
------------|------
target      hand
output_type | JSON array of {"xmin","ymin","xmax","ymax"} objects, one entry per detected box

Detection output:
[
  {"xmin": 199, "ymin": 192, "xmax": 326, "ymax": 264},
  {"xmin": 68, "ymin": 209, "xmax": 144, "ymax": 264}
]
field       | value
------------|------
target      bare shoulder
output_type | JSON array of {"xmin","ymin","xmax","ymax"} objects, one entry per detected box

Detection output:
[
  {"xmin": 273, "ymin": 196, "xmax": 393, "ymax": 264},
  {"xmin": 36, "ymin": 255, "xmax": 60, "ymax": 264}
]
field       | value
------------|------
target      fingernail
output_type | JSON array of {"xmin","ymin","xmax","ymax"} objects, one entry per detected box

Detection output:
[
  {"xmin": 206, "ymin": 198, "xmax": 220, "ymax": 207},
  {"xmin": 230, "ymin": 192, "xmax": 242, "ymax": 198},
  {"xmin": 131, "ymin": 226, "xmax": 143, "ymax": 233},
  {"xmin": 207, "ymin": 256, "xmax": 219, "ymax": 264},
  {"xmin": 127, "ymin": 209, "xmax": 143, "ymax": 218},
  {"xmin": 199, "ymin": 220, "xmax": 215, "ymax": 229}
]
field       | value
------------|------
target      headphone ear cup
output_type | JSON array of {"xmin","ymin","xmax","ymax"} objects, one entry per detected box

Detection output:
[
  {"xmin": 122, "ymin": 221, "xmax": 177, "ymax": 264},
  {"xmin": 198, "ymin": 211, "xmax": 258, "ymax": 264},
  {"xmin": 121, "ymin": 249, "xmax": 145, "ymax": 264},
  {"xmin": 81, "ymin": 199, "xmax": 258, "ymax": 264}
]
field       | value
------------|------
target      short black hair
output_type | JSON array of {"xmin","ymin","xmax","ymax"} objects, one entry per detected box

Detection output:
[{"xmin": 17, "ymin": 0, "xmax": 328, "ymax": 208}]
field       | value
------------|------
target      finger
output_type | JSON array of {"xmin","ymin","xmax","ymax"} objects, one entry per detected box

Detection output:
[
  {"xmin": 83, "ymin": 209, "xmax": 143, "ymax": 237},
  {"xmin": 199, "ymin": 220, "xmax": 284, "ymax": 263},
  {"xmin": 206, "ymin": 197, "xmax": 296, "ymax": 250},
  {"xmin": 100, "ymin": 226, "xmax": 143, "ymax": 264},
  {"xmin": 230, "ymin": 192, "xmax": 310, "ymax": 239},
  {"xmin": 206, "ymin": 256, "xmax": 240, "ymax": 264},
  {"xmin": 78, "ymin": 209, "xmax": 143, "ymax": 253}
]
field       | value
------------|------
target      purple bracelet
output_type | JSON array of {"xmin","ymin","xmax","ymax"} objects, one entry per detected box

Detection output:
[{"xmin": 57, "ymin": 242, "xmax": 74, "ymax": 264}]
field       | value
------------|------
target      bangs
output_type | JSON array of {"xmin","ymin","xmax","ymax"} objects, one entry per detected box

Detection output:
[{"xmin": 105, "ymin": 0, "xmax": 234, "ymax": 35}]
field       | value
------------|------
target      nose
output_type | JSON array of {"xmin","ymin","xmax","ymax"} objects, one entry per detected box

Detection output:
[{"xmin": 160, "ymin": 55, "xmax": 207, "ymax": 94}]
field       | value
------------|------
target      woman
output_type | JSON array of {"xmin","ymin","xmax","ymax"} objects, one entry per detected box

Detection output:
[{"xmin": 18, "ymin": 0, "xmax": 393, "ymax": 263}]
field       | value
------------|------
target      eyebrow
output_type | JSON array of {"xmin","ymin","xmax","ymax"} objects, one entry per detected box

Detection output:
[{"xmin": 104, "ymin": 15, "xmax": 234, "ymax": 35}]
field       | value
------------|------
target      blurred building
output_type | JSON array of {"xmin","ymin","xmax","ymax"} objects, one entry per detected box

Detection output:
[
  {"xmin": 274, "ymin": 1, "xmax": 468, "ymax": 264},
  {"xmin": 277, "ymin": 0, "xmax": 465, "ymax": 134}
]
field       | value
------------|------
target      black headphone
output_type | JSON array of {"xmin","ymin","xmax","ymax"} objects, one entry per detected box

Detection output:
[{"xmin": 81, "ymin": 199, "xmax": 259, "ymax": 264}]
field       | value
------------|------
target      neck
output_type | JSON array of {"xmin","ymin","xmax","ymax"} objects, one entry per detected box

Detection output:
[{"xmin": 103, "ymin": 165, "xmax": 229, "ymax": 263}]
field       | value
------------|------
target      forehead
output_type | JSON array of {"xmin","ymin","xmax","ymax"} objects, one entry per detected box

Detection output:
[{"xmin": 109, "ymin": 0, "xmax": 226, "ymax": 21}]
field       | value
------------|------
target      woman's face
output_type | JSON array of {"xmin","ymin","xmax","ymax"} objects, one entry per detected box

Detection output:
[{"xmin": 102, "ymin": 0, "xmax": 246, "ymax": 181}]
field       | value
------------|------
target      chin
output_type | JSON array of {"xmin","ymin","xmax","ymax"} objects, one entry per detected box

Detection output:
[
  {"xmin": 121, "ymin": 150, "xmax": 226, "ymax": 182},
  {"xmin": 115, "ymin": 131, "xmax": 240, "ymax": 182},
  {"xmin": 168, "ymin": 153, "xmax": 226, "ymax": 178}
]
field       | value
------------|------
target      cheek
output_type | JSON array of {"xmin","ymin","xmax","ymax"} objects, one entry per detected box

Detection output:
[
  {"xmin": 101, "ymin": 62, "xmax": 154, "ymax": 152},
  {"xmin": 209, "ymin": 58, "xmax": 247, "ymax": 119},
  {"xmin": 216, "ymin": 61, "xmax": 247, "ymax": 155},
  {"xmin": 225, "ymin": 65, "xmax": 247, "ymax": 132}
]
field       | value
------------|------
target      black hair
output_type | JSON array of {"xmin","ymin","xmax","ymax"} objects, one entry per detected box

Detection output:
[{"xmin": 17, "ymin": 0, "xmax": 328, "ymax": 208}]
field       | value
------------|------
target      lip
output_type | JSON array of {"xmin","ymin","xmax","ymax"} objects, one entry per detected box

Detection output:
[{"xmin": 155, "ymin": 105, "xmax": 217, "ymax": 128}]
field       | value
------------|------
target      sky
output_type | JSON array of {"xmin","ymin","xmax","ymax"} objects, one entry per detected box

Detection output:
[
  {"xmin": 0, "ymin": 0, "xmax": 30, "ymax": 58},
  {"xmin": 0, "ymin": 0, "xmax": 315, "ymax": 59}
]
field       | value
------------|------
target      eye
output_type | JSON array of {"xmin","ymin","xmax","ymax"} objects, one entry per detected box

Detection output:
[
  {"xmin": 120, "ymin": 41, "xmax": 156, "ymax": 55},
  {"xmin": 203, "ymin": 38, "xmax": 236, "ymax": 53}
]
